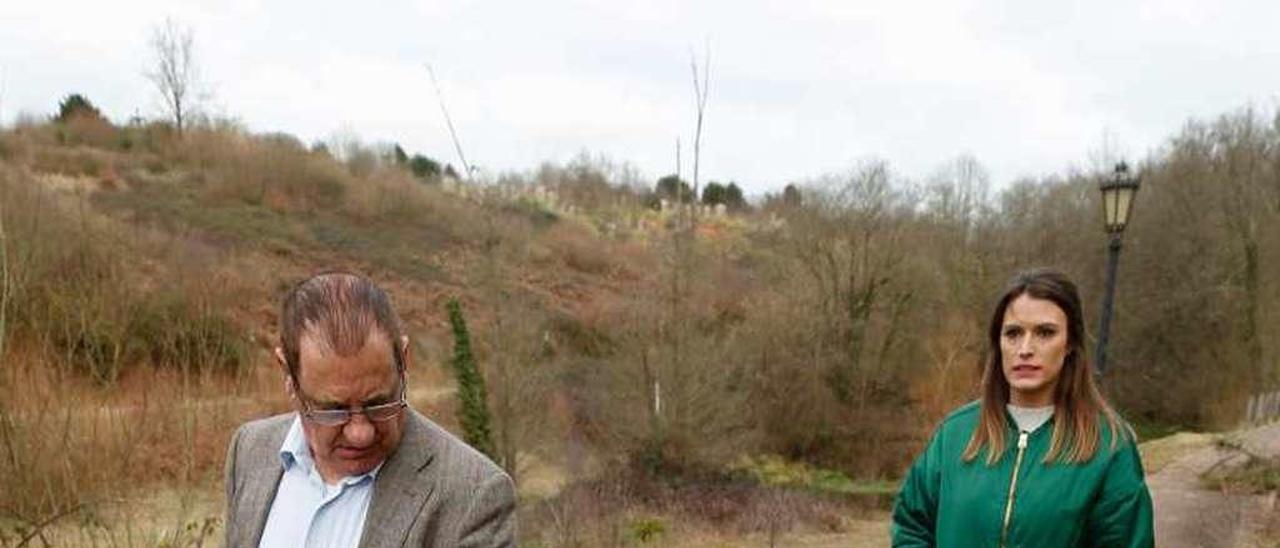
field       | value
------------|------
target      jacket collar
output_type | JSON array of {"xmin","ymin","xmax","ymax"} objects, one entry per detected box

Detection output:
[
  {"xmin": 240, "ymin": 410, "xmax": 440, "ymax": 548},
  {"xmin": 357, "ymin": 409, "xmax": 439, "ymax": 548}
]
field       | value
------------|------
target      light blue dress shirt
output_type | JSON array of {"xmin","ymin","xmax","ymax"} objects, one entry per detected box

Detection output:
[{"xmin": 258, "ymin": 416, "xmax": 380, "ymax": 548}]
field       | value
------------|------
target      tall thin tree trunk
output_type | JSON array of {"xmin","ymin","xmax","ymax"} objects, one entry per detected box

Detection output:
[{"xmin": 1243, "ymin": 239, "xmax": 1265, "ymax": 386}]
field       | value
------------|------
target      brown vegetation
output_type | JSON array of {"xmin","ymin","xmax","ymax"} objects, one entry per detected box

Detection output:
[{"xmin": 0, "ymin": 102, "xmax": 1278, "ymax": 544}]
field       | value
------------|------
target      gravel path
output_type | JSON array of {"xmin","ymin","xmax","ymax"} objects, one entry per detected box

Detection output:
[{"xmin": 1149, "ymin": 422, "xmax": 1280, "ymax": 548}]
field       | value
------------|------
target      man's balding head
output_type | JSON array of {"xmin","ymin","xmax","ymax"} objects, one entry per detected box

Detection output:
[{"xmin": 278, "ymin": 271, "xmax": 405, "ymax": 380}]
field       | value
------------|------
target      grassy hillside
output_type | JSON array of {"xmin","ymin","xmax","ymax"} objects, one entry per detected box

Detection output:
[
  {"xmin": 1, "ymin": 116, "xmax": 880, "ymax": 545},
  {"xmin": 2, "ymin": 101, "xmax": 1278, "ymax": 545}
]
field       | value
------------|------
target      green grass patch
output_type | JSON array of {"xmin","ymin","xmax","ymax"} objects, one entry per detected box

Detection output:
[
  {"xmin": 1199, "ymin": 436, "xmax": 1280, "ymax": 494},
  {"xmin": 623, "ymin": 516, "xmax": 666, "ymax": 544},
  {"xmin": 1201, "ymin": 447, "xmax": 1280, "ymax": 494},
  {"xmin": 729, "ymin": 454, "xmax": 899, "ymax": 496},
  {"xmin": 93, "ymin": 172, "xmax": 306, "ymax": 248}
]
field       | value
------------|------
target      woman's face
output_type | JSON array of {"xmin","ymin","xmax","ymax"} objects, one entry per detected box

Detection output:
[{"xmin": 1000, "ymin": 294, "xmax": 1070, "ymax": 407}]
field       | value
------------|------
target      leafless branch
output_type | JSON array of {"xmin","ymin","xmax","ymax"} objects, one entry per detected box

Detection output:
[
  {"xmin": 426, "ymin": 63, "xmax": 474, "ymax": 180},
  {"xmin": 689, "ymin": 39, "xmax": 711, "ymax": 216},
  {"xmin": 14, "ymin": 503, "xmax": 85, "ymax": 547}
]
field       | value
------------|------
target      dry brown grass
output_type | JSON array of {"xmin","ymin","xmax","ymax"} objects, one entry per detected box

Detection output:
[
  {"xmin": 59, "ymin": 114, "xmax": 121, "ymax": 150},
  {"xmin": 1, "ymin": 163, "xmax": 256, "ymax": 381},
  {"xmin": 15, "ymin": 111, "xmax": 1229, "ymax": 547},
  {"xmin": 0, "ymin": 346, "xmax": 282, "ymax": 545},
  {"xmin": 0, "ymin": 123, "xmax": 295, "ymax": 544},
  {"xmin": 518, "ymin": 463, "xmax": 891, "ymax": 548},
  {"xmin": 544, "ymin": 222, "xmax": 619, "ymax": 277},
  {"xmin": 675, "ymin": 517, "xmax": 890, "ymax": 548}
]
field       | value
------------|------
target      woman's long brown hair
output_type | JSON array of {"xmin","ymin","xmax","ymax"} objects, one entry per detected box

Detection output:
[{"xmin": 962, "ymin": 268, "xmax": 1128, "ymax": 465}]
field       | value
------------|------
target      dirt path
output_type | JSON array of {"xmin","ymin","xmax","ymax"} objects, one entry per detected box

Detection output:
[{"xmin": 1148, "ymin": 423, "xmax": 1280, "ymax": 548}]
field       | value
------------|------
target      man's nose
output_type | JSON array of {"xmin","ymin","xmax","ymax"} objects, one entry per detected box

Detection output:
[{"xmin": 342, "ymin": 414, "xmax": 376, "ymax": 447}]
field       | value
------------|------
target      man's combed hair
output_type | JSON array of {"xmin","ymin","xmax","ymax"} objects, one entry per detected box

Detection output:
[{"xmin": 279, "ymin": 271, "xmax": 405, "ymax": 380}]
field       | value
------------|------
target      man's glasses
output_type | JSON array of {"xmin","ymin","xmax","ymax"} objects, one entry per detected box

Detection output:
[{"xmin": 292, "ymin": 376, "xmax": 408, "ymax": 427}]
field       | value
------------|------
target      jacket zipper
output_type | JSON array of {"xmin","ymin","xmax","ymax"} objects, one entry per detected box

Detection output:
[{"xmin": 1000, "ymin": 431, "xmax": 1029, "ymax": 548}]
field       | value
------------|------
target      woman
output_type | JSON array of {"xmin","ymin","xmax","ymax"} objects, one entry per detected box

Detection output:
[{"xmin": 891, "ymin": 269, "xmax": 1154, "ymax": 547}]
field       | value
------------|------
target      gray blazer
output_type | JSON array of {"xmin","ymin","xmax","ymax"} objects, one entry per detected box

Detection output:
[{"xmin": 223, "ymin": 410, "xmax": 517, "ymax": 547}]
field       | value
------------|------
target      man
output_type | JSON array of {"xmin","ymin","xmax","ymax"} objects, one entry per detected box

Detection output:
[{"xmin": 224, "ymin": 272, "xmax": 517, "ymax": 547}]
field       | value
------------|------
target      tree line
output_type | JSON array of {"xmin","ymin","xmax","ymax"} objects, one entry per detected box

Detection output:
[
  {"xmin": 460, "ymin": 106, "xmax": 1280, "ymax": 481},
  {"xmin": 5, "ymin": 82, "xmax": 1277, "ymax": 483}
]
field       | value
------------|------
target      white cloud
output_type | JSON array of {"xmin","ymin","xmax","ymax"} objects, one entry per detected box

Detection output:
[{"xmin": 4, "ymin": 0, "xmax": 1280, "ymax": 194}]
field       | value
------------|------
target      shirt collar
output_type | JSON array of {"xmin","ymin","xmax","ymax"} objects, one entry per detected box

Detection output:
[{"xmin": 278, "ymin": 414, "xmax": 383, "ymax": 485}]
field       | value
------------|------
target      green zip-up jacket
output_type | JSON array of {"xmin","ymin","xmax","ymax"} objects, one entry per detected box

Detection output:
[{"xmin": 891, "ymin": 401, "xmax": 1154, "ymax": 547}]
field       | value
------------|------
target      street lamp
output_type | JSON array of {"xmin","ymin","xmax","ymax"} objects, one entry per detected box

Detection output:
[{"xmin": 1095, "ymin": 162, "xmax": 1141, "ymax": 376}]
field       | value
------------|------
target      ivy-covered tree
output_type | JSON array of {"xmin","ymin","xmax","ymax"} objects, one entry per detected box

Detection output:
[{"xmin": 446, "ymin": 298, "xmax": 496, "ymax": 460}]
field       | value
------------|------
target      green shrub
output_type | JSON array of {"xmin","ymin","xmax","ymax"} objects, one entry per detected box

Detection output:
[
  {"xmin": 624, "ymin": 517, "xmax": 666, "ymax": 544},
  {"xmin": 1, "ymin": 167, "xmax": 248, "ymax": 381},
  {"xmin": 35, "ymin": 279, "xmax": 248, "ymax": 382},
  {"xmin": 728, "ymin": 454, "xmax": 896, "ymax": 495},
  {"xmin": 130, "ymin": 291, "xmax": 249, "ymax": 374}
]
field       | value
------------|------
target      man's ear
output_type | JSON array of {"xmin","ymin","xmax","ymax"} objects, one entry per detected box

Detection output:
[
  {"xmin": 400, "ymin": 335, "xmax": 412, "ymax": 376},
  {"xmin": 274, "ymin": 347, "xmax": 295, "ymax": 399}
]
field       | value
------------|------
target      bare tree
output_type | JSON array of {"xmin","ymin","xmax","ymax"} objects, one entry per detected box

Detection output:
[
  {"xmin": 787, "ymin": 161, "xmax": 912, "ymax": 405},
  {"xmin": 426, "ymin": 63, "xmax": 474, "ymax": 179},
  {"xmin": 146, "ymin": 18, "xmax": 199, "ymax": 136},
  {"xmin": 689, "ymin": 42, "xmax": 711, "ymax": 216},
  {"xmin": 1205, "ymin": 110, "xmax": 1274, "ymax": 387}
]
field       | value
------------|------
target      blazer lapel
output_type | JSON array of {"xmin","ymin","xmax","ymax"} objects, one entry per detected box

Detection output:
[
  {"xmin": 242, "ymin": 464, "xmax": 284, "ymax": 546},
  {"xmin": 358, "ymin": 411, "xmax": 438, "ymax": 548},
  {"xmin": 234, "ymin": 418, "xmax": 288, "ymax": 548}
]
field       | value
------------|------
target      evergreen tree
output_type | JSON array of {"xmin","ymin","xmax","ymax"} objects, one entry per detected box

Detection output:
[
  {"xmin": 391, "ymin": 143, "xmax": 409, "ymax": 165},
  {"xmin": 409, "ymin": 154, "xmax": 442, "ymax": 180},
  {"xmin": 446, "ymin": 298, "xmax": 496, "ymax": 460},
  {"xmin": 782, "ymin": 183, "xmax": 802, "ymax": 208},
  {"xmin": 656, "ymin": 174, "xmax": 694, "ymax": 203},
  {"xmin": 57, "ymin": 93, "xmax": 102, "ymax": 122},
  {"xmin": 724, "ymin": 182, "xmax": 747, "ymax": 211},
  {"xmin": 701, "ymin": 181, "xmax": 727, "ymax": 206}
]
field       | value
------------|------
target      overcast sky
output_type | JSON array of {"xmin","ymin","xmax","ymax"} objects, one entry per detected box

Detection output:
[{"xmin": 3, "ymin": 0, "xmax": 1280, "ymax": 195}]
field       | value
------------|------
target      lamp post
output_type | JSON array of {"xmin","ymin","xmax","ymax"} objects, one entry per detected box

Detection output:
[{"xmin": 1095, "ymin": 162, "xmax": 1141, "ymax": 376}]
